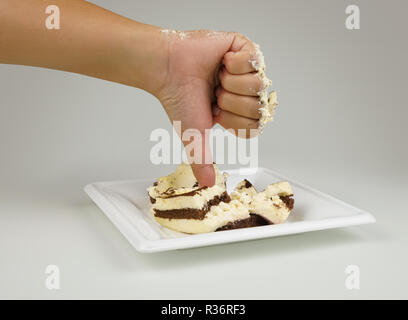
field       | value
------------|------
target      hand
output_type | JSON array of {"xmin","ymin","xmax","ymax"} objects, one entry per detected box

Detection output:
[
  {"xmin": 157, "ymin": 30, "xmax": 265, "ymax": 187},
  {"xmin": 0, "ymin": 1, "xmax": 267, "ymax": 188}
]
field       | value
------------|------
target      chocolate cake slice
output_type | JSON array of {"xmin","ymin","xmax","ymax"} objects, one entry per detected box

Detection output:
[
  {"xmin": 154, "ymin": 199, "xmax": 252, "ymax": 234},
  {"xmin": 153, "ymin": 191, "xmax": 231, "ymax": 220},
  {"xmin": 147, "ymin": 163, "xmax": 247, "ymax": 233},
  {"xmin": 147, "ymin": 164, "xmax": 295, "ymax": 234}
]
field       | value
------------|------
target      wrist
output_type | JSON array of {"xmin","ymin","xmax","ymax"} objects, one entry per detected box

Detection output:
[{"xmin": 122, "ymin": 23, "xmax": 169, "ymax": 97}]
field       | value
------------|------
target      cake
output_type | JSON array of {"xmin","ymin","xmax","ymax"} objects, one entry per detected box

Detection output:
[
  {"xmin": 147, "ymin": 164, "xmax": 294, "ymax": 234},
  {"xmin": 232, "ymin": 180, "xmax": 294, "ymax": 224},
  {"xmin": 147, "ymin": 163, "xmax": 229, "ymax": 220}
]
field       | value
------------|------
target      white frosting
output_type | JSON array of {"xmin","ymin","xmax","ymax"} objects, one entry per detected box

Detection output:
[
  {"xmin": 231, "ymin": 180, "xmax": 257, "ymax": 206},
  {"xmin": 153, "ymin": 185, "xmax": 226, "ymax": 210},
  {"xmin": 262, "ymin": 181, "xmax": 293, "ymax": 197},
  {"xmin": 249, "ymin": 193, "xmax": 290, "ymax": 224},
  {"xmin": 147, "ymin": 163, "xmax": 227, "ymax": 210}
]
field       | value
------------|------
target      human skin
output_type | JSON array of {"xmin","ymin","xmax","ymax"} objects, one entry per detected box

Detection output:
[{"xmin": 0, "ymin": 0, "xmax": 264, "ymax": 187}]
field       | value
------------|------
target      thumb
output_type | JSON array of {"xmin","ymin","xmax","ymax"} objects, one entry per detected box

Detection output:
[
  {"xmin": 192, "ymin": 163, "xmax": 216, "ymax": 188},
  {"xmin": 192, "ymin": 164, "xmax": 215, "ymax": 187},
  {"xmin": 174, "ymin": 89, "xmax": 215, "ymax": 187},
  {"xmin": 189, "ymin": 134, "xmax": 215, "ymax": 188},
  {"xmin": 181, "ymin": 123, "xmax": 215, "ymax": 188}
]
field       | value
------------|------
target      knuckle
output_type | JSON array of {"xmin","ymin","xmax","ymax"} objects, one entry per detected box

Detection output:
[{"xmin": 233, "ymin": 32, "xmax": 247, "ymax": 42}]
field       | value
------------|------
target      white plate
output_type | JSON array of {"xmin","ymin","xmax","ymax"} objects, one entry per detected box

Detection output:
[{"xmin": 84, "ymin": 167, "xmax": 375, "ymax": 253}]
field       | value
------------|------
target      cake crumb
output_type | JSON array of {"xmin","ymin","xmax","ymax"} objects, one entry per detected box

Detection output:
[
  {"xmin": 160, "ymin": 29, "xmax": 189, "ymax": 40},
  {"xmin": 249, "ymin": 43, "xmax": 278, "ymax": 132}
]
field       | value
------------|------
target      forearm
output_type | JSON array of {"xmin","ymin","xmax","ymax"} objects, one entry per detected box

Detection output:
[{"xmin": 0, "ymin": 0, "xmax": 168, "ymax": 96}]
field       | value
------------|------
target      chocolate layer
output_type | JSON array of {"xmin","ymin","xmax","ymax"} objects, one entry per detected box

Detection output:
[
  {"xmin": 216, "ymin": 214, "xmax": 270, "ymax": 231},
  {"xmin": 154, "ymin": 192, "xmax": 231, "ymax": 220},
  {"xmin": 164, "ymin": 186, "xmax": 208, "ymax": 198},
  {"xmin": 244, "ymin": 179, "xmax": 253, "ymax": 188},
  {"xmin": 280, "ymin": 195, "xmax": 294, "ymax": 210}
]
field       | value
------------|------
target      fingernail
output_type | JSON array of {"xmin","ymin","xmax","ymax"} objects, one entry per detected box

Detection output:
[{"xmin": 197, "ymin": 165, "xmax": 215, "ymax": 187}]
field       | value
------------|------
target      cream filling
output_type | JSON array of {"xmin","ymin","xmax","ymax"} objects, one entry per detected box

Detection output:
[
  {"xmin": 249, "ymin": 194, "xmax": 291, "ymax": 224},
  {"xmin": 230, "ymin": 181, "xmax": 257, "ymax": 206},
  {"xmin": 262, "ymin": 181, "xmax": 293, "ymax": 197},
  {"xmin": 148, "ymin": 163, "xmax": 227, "ymax": 200},
  {"xmin": 154, "ymin": 200, "xmax": 250, "ymax": 234},
  {"xmin": 152, "ymin": 185, "xmax": 226, "ymax": 211}
]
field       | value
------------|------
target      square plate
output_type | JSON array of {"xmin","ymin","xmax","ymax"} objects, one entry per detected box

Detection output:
[{"xmin": 84, "ymin": 167, "xmax": 375, "ymax": 253}]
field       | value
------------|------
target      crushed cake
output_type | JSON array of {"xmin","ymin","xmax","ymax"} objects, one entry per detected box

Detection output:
[{"xmin": 147, "ymin": 164, "xmax": 294, "ymax": 234}]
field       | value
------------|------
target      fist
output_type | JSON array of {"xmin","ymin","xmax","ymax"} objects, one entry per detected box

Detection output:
[{"xmin": 156, "ymin": 29, "xmax": 271, "ymax": 186}]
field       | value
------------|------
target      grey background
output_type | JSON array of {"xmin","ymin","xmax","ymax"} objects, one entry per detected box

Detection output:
[{"xmin": 0, "ymin": 0, "xmax": 407, "ymax": 299}]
